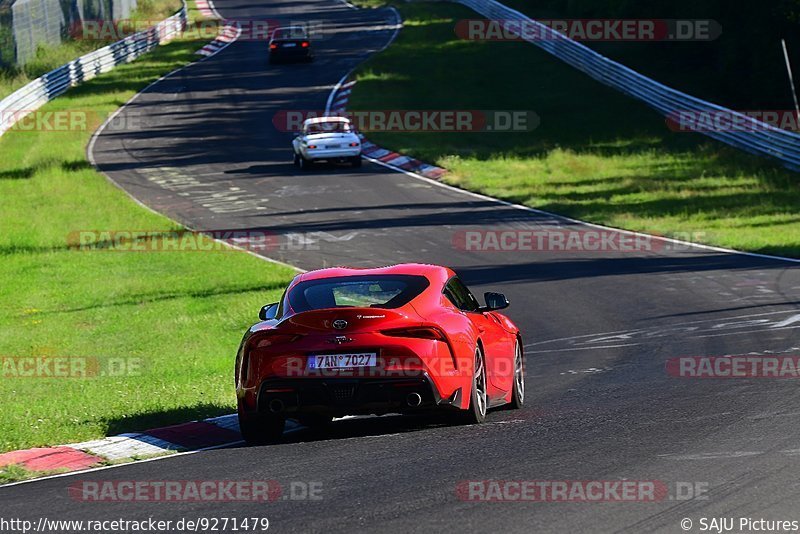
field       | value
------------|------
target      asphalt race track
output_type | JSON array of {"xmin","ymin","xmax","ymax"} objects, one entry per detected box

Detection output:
[{"xmin": 3, "ymin": 0, "xmax": 800, "ymax": 531}]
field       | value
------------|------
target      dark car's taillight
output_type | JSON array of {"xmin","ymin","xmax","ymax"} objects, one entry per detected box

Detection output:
[
  {"xmin": 301, "ymin": 41, "xmax": 310, "ymax": 48},
  {"xmin": 269, "ymin": 43, "xmax": 277, "ymax": 50},
  {"xmin": 381, "ymin": 326, "xmax": 446, "ymax": 341}
]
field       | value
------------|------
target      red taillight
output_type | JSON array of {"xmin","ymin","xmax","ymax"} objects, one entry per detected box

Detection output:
[
  {"xmin": 301, "ymin": 41, "xmax": 309, "ymax": 48},
  {"xmin": 382, "ymin": 327, "xmax": 446, "ymax": 341},
  {"xmin": 256, "ymin": 334, "xmax": 301, "ymax": 348},
  {"xmin": 308, "ymin": 144, "xmax": 317, "ymax": 149},
  {"xmin": 349, "ymin": 142, "xmax": 359, "ymax": 147},
  {"xmin": 269, "ymin": 43, "xmax": 277, "ymax": 50},
  {"xmin": 241, "ymin": 351, "xmax": 250, "ymax": 382}
]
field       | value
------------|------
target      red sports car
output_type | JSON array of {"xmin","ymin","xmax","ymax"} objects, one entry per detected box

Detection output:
[{"xmin": 235, "ymin": 263, "xmax": 524, "ymax": 444}]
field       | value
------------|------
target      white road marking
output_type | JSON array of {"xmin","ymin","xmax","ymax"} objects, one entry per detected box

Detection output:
[
  {"xmin": 560, "ymin": 367, "xmax": 613, "ymax": 375},
  {"xmin": 693, "ymin": 325, "xmax": 800, "ymax": 339},
  {"xmin": 749, "ymin": 411, "xmax": 800, "ymax": 420},
  {"xmin": 525, "ymin": 344, "xmax": 640, "ymax": 353},
  {"xmin": 524, "ymin": 310, "xmax": 800, "ymax": 350},
  {"xmin": 658, "ymin": 451, "xmax": 762, "ymax": 460},
  {"xmin": 772, "ymin": 313, "xmax": 800, "ymax": 328}
]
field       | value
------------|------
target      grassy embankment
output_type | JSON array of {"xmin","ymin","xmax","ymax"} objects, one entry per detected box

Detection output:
[
  {"xmin": 349, "ymin": 1, "xmax": 800, "ymax": 257},
  {"xmin": 0, "ymin": 1, "xmax": 297, "ymax": 457},
  {"xmin": 0, "ymin": 0, "xmax": 185, "ymax": 98}
]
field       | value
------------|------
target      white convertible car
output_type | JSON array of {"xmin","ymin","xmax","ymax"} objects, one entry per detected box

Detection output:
[{"xmin": 292, "ymin": 116, "xmax": 362, "ymax": 169}]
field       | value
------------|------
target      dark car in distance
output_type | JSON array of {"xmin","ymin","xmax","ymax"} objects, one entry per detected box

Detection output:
[{"xmin": 268, "ymin": 26, "xmax": 313, "ymax": 64}]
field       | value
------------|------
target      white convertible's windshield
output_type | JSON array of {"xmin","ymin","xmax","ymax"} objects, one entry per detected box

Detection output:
[{"xmin": 306, "ymin": 121, "xmax": 352, "ymax": 134}]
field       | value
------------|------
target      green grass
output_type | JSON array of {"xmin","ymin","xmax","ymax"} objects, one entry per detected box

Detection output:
[
  {"xmin": 0, "ymin": 464, "xmax": 59, "ymax": 484},
  {"xmin": 349, "ymin": 0, "xmax": 393, "ymax": 7},
  {"xmin": 0, "ymin": 0, "xmax": 183, "ymax": 99},
  {"xmin": 348, "ymin": 2, "xmax": 800, "ymax": 257},
  {"xmin": 0, "ymin": 5, "xmax": 297, "ymax": 454},
  {"xmin": 499, "ymin": 0, "xmax": 799, "ymax": 111}
]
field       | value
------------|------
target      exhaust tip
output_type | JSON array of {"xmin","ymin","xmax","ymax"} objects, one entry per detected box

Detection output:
[
  {"xmin": 268, "ymin": 398, "xmax": 285, "ymax": 413},
  {"xmin": 406, "ymin": 392, "xmax": 422, "ymax": 408}
]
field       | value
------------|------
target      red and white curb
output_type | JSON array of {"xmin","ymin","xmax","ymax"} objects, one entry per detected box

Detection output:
[
  {"xmin": 195, "ymin": 0, "xmax": 221, "ymax": 19},
  {"xmin": 197, "ymin": 22, "xmax": 241, "ymax": 57},
  {"xmin": 0, "ymin": 415, "xmax": 300, "ymax": 477},
  {"xmin": 328, "ymin": 79, "xmax": 448, "ymax": 180}
]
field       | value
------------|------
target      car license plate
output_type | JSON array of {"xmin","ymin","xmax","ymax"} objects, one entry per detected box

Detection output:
[
  {"xmin": 283, "ymin": 43, "xmax": 296, "ymax": 47},
  {"xmin": 309, "ymin": 353, "xmax": 377, "ymax": 369},
  {"xmin": 326, "ymin": 144, "xmax": 341, "ymax": 149}
]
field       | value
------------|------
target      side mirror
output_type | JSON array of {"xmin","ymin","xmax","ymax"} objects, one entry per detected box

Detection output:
[
  {"xmin": 259, "ymin": 303, "xmax": 279, "ymax": 321},
  {"xmin": 482, "ymin": 292, "xmax": 509, "ymax": 312}
]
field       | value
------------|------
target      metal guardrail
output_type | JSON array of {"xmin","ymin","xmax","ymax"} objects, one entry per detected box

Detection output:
[
  {"xmin": 453, "ymin": 0, "xmax": 800, "ymax": 171},
  {"xmin": 0, "ymin": 3, "xmax": 187, "ymax": 138}
]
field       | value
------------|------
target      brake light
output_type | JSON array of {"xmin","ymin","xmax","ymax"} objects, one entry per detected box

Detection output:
[
  {"xmin": 382, "ymin": 327, "xmax": 446, "ymax": 341},
  {"xmin": 301, "ymin": 41, "xmax": 310, "ymax": 48},
  {"xmin": 256, "ymin": 334, "xmax": 301, "ymax": 348},
  {"xmin": 241, "ymin": 351, "xmax": 250, "ymax": 382},
  {"xmin": 349, "ymin": 142, "xmax": 359, "ymax": 147},
  {"xmin": 308, "ymin": 144, "xmax": 317, "ymax": 149},
  {"xmin": 269, "ymin": 43, "xmax": 277, "ymax": 50}
]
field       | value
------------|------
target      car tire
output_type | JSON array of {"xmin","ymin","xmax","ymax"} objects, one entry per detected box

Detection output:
[
  {"xmin": 293, "ymin": 152, "xmax": 300, "ymax": 167},
  {"xmin": 298, "ymin": 154, "xmax": 311, "ymax": 170},
  {"xmin": 508, "ymin": 340, "xmax": 525, "ymax": 409},
  {"xmin": 238, "ymin": 407, "xmax": 286, "ymax": 445},
  {"xmin": 459, "ymin": 346, "xmax": 488, "ymax": 424},
  {"xmin": 351, "ymin": 156, "xmax": 362, "ymax": 168}
]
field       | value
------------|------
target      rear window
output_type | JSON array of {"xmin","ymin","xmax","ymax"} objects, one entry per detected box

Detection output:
[
  {"xmin": 273, "ymin": 27, "xmax": 308, "ymax": 40},
  {"xmin": 286, "ymin": 275, "xmax": 429, "ymax": 313},
  {"xmin": 306, "ymin": 121, "xmax": 351, "ymax": 134}
]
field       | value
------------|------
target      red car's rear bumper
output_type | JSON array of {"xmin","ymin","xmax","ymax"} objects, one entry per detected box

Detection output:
[
  {"xmin": 251, "ymin": 374, "xmax": 463, "ymax": 419},
  {"xmin": 236, "ymin": 334, "xmax": 471, "ymax": 418}
]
